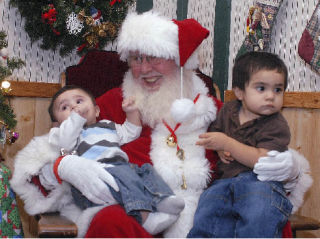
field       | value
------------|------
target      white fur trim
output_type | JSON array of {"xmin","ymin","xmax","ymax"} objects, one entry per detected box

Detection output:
[
  {"xmin": 117, "ymin": 11, "xmax": 199, "ymax": 69},
  {"xmin": 149, "ymin": 74, "xmax": 216, "ymax": 237},
  {"xmin": 10, "ymin": 134, "xmax": 73, "ymax": 214},
  {"xmin": 73, "ymin": 205, "xmax": 106, "ymax": 237},
  {"xmin": 287, "ymin": 148, "xmax": 313, "ymax": 213},
  {"xmin": 181, "ymin": 49, "xmax": 199, "ymax": 70},
  {"xmin": 118, "ymin": 11, "xmax": 178, "ymax": 62},
  {"xmin": 171, "ymin": 98, "xmax": 195, "ymax": 123},
  {"xmin": 10, "ymin": 133, "xmax": 116, "ymax": 237}
]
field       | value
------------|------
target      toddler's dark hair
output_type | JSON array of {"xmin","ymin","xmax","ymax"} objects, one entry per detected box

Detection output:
[
  {"xmin": 48, "ymin": 85, "xmax": 96, "ymax": 122},
  {"xmin": 232, "ymin": 51, "xmax": 288, "ymax": 90}
]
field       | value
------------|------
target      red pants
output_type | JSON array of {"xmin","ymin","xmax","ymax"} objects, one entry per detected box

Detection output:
[
  {"xmin": 85, "ymin": 205, "xmax": 292, "ymax": 238},
  {"xmin": 85, "ymin": 205, "xmax": 152, "ymax": 238}
]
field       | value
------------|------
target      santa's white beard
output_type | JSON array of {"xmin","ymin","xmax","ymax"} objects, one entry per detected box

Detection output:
[{"xmin": 122, "ymin": 69, "xmax": 194, "ymax": 128}]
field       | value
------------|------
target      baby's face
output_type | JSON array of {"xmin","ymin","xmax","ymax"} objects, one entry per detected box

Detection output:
[{"xmin": 53, "ymin": 89, "xmax": 99, "ymax": 125}]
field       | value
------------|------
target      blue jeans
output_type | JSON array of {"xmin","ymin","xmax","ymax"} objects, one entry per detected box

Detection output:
[
  {"xmin": 72, "ymin": 162, "xmax": 174, "ymax": 223},
  {"xmin": 187, "ymin": 171, "xmax": 292, "ymax": 238}
]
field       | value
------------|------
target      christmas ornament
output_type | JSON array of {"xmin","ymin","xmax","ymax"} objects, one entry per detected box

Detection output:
[
  {"xmin": 9, "ymin": 0, "xmax": 135, "ymax": 56},
  {"xmin": 66, "ymin": 12, "xmax": 84, "ymax": 35},
  {"xmin": 1, "ymin": 80, "xmax": 12, "ymax": 93},
  {"xmin": 237, "ymin": 0, "xmax": 283, "ymax": 57},
  {"xmin": 166, "ymin": 135, "xmax": 177, "ymax": 147},
  {"xmin": 298, "ymin": 2, "xmax": 320, "ymax": 74},
  {"xmin": 163, "ymin": 120, "xmax": 188, "ymax": 190},
  {"xmin": 176, "ymin": 148, "xmax": 185, "ymax": 160},
  {"xmin": 7, "ymin": 130, "xmax": 19, "ymax": 144},
  {"xmin": 41, "ymin": 4, "xmax": 60, "ymax": 36},
  {"xmin": 77, "ymin": 7, "xmax": 118, "ymax": 50},
  {"xmin": 0, "ymin": 31, "xmax": 22, "ymax": 146}
]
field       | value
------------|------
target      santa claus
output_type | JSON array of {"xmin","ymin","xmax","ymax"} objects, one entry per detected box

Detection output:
[{"xmin": 10, "ymin": 11, "xmax": 311, "ymax": 238}]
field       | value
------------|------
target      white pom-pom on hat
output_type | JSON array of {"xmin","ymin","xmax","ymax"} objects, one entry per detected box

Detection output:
[{"xmin": 171, "ymin": 98, "xmax": 195, "ymax": 123}]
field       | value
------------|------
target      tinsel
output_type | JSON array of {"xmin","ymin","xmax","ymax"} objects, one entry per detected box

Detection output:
[{"xmin": 9, "ymin": 0, "xmax": 135, "ymax": 56}]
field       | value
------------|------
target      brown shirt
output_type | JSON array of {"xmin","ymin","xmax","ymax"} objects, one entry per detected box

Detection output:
[{"xmin": 209, "ymin": 100, "xmax": 290, "ymax": 179}]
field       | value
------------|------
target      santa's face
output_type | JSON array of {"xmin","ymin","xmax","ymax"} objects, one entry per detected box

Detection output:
[
  {"xmin": 128, "ymin": 51, "xmax": 178, "ymax": 92},
  {"xmin": 122, "ymin": 62, "xmax": 194, "ymax": 128}
]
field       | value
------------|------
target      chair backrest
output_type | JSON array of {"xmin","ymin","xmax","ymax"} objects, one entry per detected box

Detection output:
[
  {"xmin": 65, "ymin": 49, "xmax": 217, "ymax": 99},
  {"xmin": 65, "ymin": 50, "xmax": 129, "ymax": 98}
]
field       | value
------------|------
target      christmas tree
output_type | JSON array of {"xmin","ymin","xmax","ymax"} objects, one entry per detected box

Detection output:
[{"xmin": 0, "ymin": 31, "xmax": 24, "ymax": 145}]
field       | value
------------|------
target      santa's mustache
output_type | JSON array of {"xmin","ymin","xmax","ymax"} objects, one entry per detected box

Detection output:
[{"xmin": 122, "ymin": 70, "xmax": 194, "ymax": 128}]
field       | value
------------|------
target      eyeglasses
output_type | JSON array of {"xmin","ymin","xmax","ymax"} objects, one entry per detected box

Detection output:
[{"xmin": 128, "ymin": 55, "xmax": 163, "ymax": 66}]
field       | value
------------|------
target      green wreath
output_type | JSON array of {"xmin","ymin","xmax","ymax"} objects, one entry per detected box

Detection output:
[{"xmin": 9, "ymin": 0, "xmax": 135, "ymax": 56}]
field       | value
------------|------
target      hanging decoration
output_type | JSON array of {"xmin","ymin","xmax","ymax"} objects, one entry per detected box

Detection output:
[
  {"xmin": 237, "ymin": 0, "xmax": 283, "ymax": 58},
  {"xmin": 298, "ymin": 2, "xmax": 320, "ymax": 74},
  {"xmin": 9, "ymin": 0, "xmax": 135, "ymax": 56},
  {"xmin": 0, "ymin": 31, "xmax": 23, "ymax": 147}
]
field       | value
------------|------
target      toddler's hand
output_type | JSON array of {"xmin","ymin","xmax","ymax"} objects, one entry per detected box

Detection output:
[
  {"xmin": 122, "ymin": 96, "xmax": 138, "ymax": 113},
  {"xmin": 196, "ymin": 132, "xmax": 229, "ymax": 151},
  {"xmin": 217, "ymin": 150, "xmax": 234, "ymax": 164}
]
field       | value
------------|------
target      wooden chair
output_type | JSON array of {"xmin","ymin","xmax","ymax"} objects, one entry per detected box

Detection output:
[
  {"xmin": 224, "ymin": 90, "xmax": 320, "ymax": 237},
  {"xmin": 36, "ymin": 213, "xmax": 77, "ymax": 237}
]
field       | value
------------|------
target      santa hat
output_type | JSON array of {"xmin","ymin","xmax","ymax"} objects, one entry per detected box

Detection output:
[{"xmin": 117, "ymin": 11, "xmax": 209, "ymax": 69}]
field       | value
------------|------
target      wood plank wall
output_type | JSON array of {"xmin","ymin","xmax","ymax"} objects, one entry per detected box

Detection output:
[{"xmin": 2, "ymin": 81, "xmax": 60, "ymax": 237}]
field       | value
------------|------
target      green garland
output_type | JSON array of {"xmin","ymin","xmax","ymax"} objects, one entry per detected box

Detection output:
[
  {"xmin": 0, "ymin": 31, "xmax": 24, "ymax": 130},
  {"xmin": 9, "ymin": 0, "xmax": 135, "ymax": 56}
]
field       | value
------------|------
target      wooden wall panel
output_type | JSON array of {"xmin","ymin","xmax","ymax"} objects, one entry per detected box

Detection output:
[
  {"xmin": 282, "ymin": 108, "xmax": 320, "ymax": 237},
  {"xmin": 2, "ymin": 97, "xmax": 52, "ymax": 238}
]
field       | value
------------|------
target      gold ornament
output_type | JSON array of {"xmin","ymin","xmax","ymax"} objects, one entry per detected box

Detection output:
[
  {"xmin": 102, "ymin": 22, "xmax": 117, "ymax": 38},
  {"xmin": 176, "ymin": 148, "xmax": 185, "ymax": 160},
  {"xmin": 98, "ymin": 29, "xmax": 107, "ymax": 37},
  {"xmin": 181, "ymin": 174, "xmax": 187, "ymax": 190},
  {"xmin": 166, "ymin": 135, "xmax": 176, "ymax": 147},
  {"xmin": 86, "ymin": 17, "xmax": 94, "ymax": 26},
  {"xmin": 85, "ymin": 34, "xmax": 99, "ymax": 48},
  {"xmin": 77, "ymin": 9, "xmax": 120, "ymax": 50},
  {"xmin": 78, "ymin": 10, "xmax": 86, "ymax": 21}
]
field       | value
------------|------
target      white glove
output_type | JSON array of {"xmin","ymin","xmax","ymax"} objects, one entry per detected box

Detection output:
[
  {"xmin": 58, "ymin": 155, "xmax": 119, "ymax": 204},
  {"xmin": 253, "ymin": 150, "xmax": 300, "ymax": 185}
]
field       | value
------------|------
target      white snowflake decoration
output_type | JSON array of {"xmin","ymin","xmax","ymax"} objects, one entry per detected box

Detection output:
[{"xmin": 66, "ymin": 12, "xmax": 84, "ymax": 35}]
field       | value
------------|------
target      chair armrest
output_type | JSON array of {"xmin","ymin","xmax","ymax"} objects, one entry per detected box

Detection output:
[
  {"xmin": 36, "ymin": 212, "xmax": 77, "ymax": 238},
  {"xmin": 290, "ymin": 214, "xmax": 320, "ymax": 237},
  {"xmin": 289, "ymin": 214, "xmax": 320, "ymax": 231}
]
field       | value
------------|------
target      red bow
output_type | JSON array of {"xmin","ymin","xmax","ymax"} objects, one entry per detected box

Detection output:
[
  {"xmin": 110, "ymin": 0, "xmax": 121, "ymax": 6},
  {"xmin": 42, "ymin": 6, "xmax": 57, "ymax": 25},
  {"xmin": 42, "ymin": 5, "xmax": 60, "ymax": 35}
]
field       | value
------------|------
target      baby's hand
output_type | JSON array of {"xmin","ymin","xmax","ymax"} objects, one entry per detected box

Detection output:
[{"xmin": 122, "ymin": 96, "xmax": 138, "ymax": 113}]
